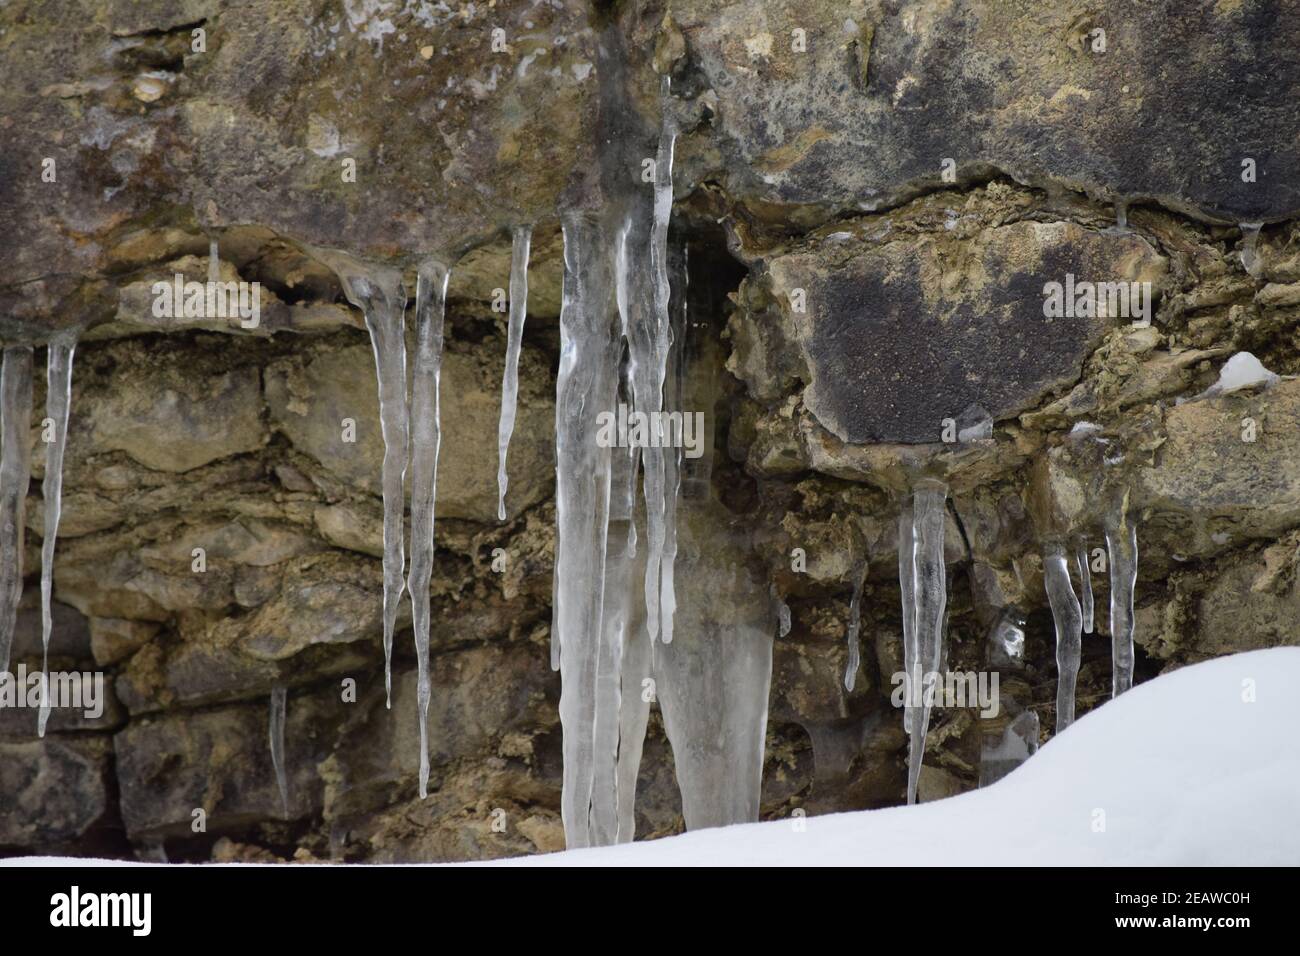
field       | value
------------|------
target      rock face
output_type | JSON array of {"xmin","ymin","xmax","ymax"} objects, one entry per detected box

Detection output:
[{"xmin": 2, "ymin": 0, "xmax": 1300, "ymax": 863}]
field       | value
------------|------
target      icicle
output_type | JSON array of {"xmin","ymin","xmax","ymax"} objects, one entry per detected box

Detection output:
[
  {"xmin": 208, "ymin": 238, "xmax": 219, "ymax": 283},
  {"xmin": 901, "ymin": 482, "xmax": 948, "ymax": 805},
  {"xmin": 589, "ymin": 348, "xmax": 639, "ymax": 845},
  {"xmin": 327, "ymin": 259, "xmax": 409, "ymax": 708},
  {"xmin": 614, "ymin": 581, "xmax": 652, "ymax": 843},
  {"xmin": 269, "ymin": 684, "xmax": 289, "ymax": 818},
  {"xmin": 842, "ymin": 563, "xmax": 867, "ymax": 691},
  {"xmin": 0, "ymin": 347, "xmax": 34, "ymax": 676},
  {"xmin": 407, "ymin": 259, "xmax": 449, "ymax": 799},
  {"xmin": 1239, "ymin": 222, "xmax": 1263, "ymax": 278},
  {"xmin": 37, "ymin": 331, "xmax": 77, "ymax": 738},
  {"xmin": 496, "ymin": 225, "xmax": 532, "ymax": 522},
  {"xmin": 1113, "ymin": 200, "xmax": 1128, "ymax": 232},
  {"xmin": 1043, "ymin": 541, "xmax": 1083, "ymax": 732},
  {"xmin": 778, "ymin": 599, "xmax": 791, "ymax": 638},
  {"xmin": 619, "ymin": 81, "xmax": 679, "ymax": 645},
  {"xmin": 1106, "ymin": 504, "xmax": 1139, "ymax": 697},
  {"xmin": 1073, "ymin": 535, "xmax": 1094, "ymax": 634},
  {"xmin": 554, "ymin": 213, "xmax": 618, "ymax": 848}
]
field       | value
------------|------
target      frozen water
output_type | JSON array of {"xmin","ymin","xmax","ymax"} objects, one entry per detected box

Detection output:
[
  {"xmin": 269, "ymin": 685, "xmax": 289, "ymax": 818},
  {"xmin": 1239, "ymin": 222, "xmax": 1264, "ymax": 277},
  {"xmin": 38, "ymin": 332, "xmax": 77, "ymax": 737},
  {"xmin": 0, "ymin": 347, "xmax": 34, "ymax": 676},
  {"xmin": 1043, "ymin": 542, "xmax": 1083, "ymax": 732},
  {"xmin": 554, "ymin": 213, "xmax": 619, "ymax": 848},
  {"xmin": 1073, "ymin": 535, "xmax": 1094, "ymax": 634},
  {"xmin": 326, "ymin": 257, "xmax": 409, "ymax": 708},
  {"xmin": 407, "ymin": 259, "xmax": 449, "ymax": 798},
  {"xmin": 902, "ymin": 482, "xmax": 948, "ymax": 805},
  {"xmin": 842, "ymin": 563, "xmax": 867, "ymax": 691},
  {"xmin": 496, "ymin": 226, "xmax": 532, "ymax": 521},
  {"xmin": 1106, "ymin": 508, "xmax": 1139, "ymax": 697}
]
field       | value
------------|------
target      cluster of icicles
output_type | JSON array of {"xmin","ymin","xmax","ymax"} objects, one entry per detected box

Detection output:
[
  {"xmin": 836, "ymin": 483, "xmax": 1139, "ymax": 805},
  {"xmin": 0, "ymin": 108, "xmax": 1148, "ymax": 852}
]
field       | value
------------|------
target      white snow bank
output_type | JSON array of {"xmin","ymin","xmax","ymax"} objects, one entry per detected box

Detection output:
[
  {"xmin": 494, "ymin": 648, "xmax": 1300, "ymax": 866},
  {"xmin": 5, "ymin": 649, "xmax": 1297, "ymax": 868}
]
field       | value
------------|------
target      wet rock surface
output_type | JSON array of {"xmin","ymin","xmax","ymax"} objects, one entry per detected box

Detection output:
[{"xmin": 2, "ymin": 0, "xmax": 1299, "ymax": 862}]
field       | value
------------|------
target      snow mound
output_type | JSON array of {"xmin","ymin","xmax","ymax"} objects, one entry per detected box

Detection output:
[{"xmin": 496, "ymin": 648, "xmax": 1300, "ymax": 866}]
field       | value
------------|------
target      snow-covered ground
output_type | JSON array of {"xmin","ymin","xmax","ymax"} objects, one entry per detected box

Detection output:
[
  {"xmin": 5, "ymin": 648, "xmax": 1297, "ymax": 867},
  {"xmin": 498, "ymin": 647, "xmax": 1300, "ymax": 866}
]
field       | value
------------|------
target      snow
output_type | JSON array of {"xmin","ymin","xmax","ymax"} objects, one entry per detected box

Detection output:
[
  {"xmin": 494, "ymin": 647, "xmax": 1300, "ymax": 866},
  {"xmin": 4, "ymin": 649, "xmax": 1295, "ymax": 868}
]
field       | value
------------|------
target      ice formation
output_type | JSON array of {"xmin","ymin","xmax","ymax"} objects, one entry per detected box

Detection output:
[
  {"xmin": 269, "ymin": 685, "xmax": 289, "ymax": 818},
  {"xmin": 407, "ymin": 259, "xmax": 449, "ymax": 799},
  {"xmin": 1239, "ymin": 222, "xmax": 1263, "ymax": 277},
  {"xmin": 328, "ymin": 259, "xmax": 409, "ymax": 708},
  {"xmin": 1198, "ymin": 351, "xmax": 1279, "ymax": 399},
  {"xmin": 1073, "ymin": 535, "xmax": 1094, "ymax": 634},
  {"xmin": 496, "ymin": 225, "xmax": 532, "ymax": 522},
  {"xmin": 38, "ymin": 331, "xmax": 77, "ymax": 737},
  {"xmin": 900, "ymin": 482, "xmax": 949, "ymax": 804},
  {"xmin": 553, "ymin": 212, "xmax": 618, "ymax": 847},
  {"xmin": 843, "ymin": 562, "xmax": 867, "ymax": 692},
  {"xmin": 1106, "ymin": 504, "xmax": 1139, "ymax": 697},
  {"xmin": 0, "ymin": 346, "xmax": 33, "ymax": 676},
  {"xmin": 1043, "ymin": 542, "xmax": 1083, "ymax": 731}
]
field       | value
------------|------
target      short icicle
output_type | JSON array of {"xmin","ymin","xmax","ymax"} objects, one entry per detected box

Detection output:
[
  {"xmin": 1073, "ymin": 534, "xmax": 1094, "ymax": 634},
  {"xmin": 269, "ymin": 684, "xmax": 289, "ymax": 818},
  {"xmin": 902, "ymin": 482, "xmax": 948, "ymax": 805},
  {"xmin": 842, "ymin": 562, "xmax": 867, "ymax": 692},
  {"xmin": 326, "ymin": 257, "xmax": 410, "ymax": 708},
  {"xmin": 496, "ymin": 225, "xmax": 532, "ymax": 521},
  {"xmin": 1043, "ymin": 540, "xmax": 1083, "ymax": 732},
  {"xmin": 38, "ymin": 331, "xmax": 77, "ymax": 737},
  {"xmin": 407, "ymin": 259, "xmax": 449, "ymax": 799},
  {"xmin": 1106, "ymin": 501, "xmax": 1139, "ymax": 697},
  {"xmin": 1239, "ymin": 222, "xmax": 1264, "ymax": 278},
  {"xmin": 0, "ymin": 346, "xmax": 34, "ymax": 676}
]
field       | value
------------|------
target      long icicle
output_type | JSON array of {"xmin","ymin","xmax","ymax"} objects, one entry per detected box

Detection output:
[
  {"xmin": 1043, "ymin": 541, "xmax": 1083, "ymax": 732},
  {"xmin": 554, "ymin": 212, "xmax": 617, "ymax": 848},
  {"xmin": 624, "ymin": 80, "xmax": 678, "ymax": 644},
  {"xmin": 329, "ymin": 261, "xmax": 409, "ymax": 708},
  {"xmin": 0, "ymin": 346, "xmax": 34, "ymax": 676},
  {"xmin": 904, "ymin": 482, "xmax": 948, "ymax": 805},
  {"xmin": 496, "ymin": 225, "xmax": 532, "ymax": 521},
  {"xmin": 1106, "ymin": 503, "xmax": 1139, "ymax": 697},
  {"xmin": 38, "ymin": 331, "xmax": 77, "ymax": 737},
  {"xmin": 407, "ymin": 259, "xmax": 449, "ymax": 799},
  {"xmin": 269, "ymin": 684, "xmax": 289, "ymax": 818},
  {"xmin": 1073, "ymin": 534, "xmax": 1094, "ymax": 634}
]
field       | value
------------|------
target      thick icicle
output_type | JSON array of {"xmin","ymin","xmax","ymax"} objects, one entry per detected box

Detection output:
[
  {"xmin": 619, "ymin": 83, "xmax": 679, "ymax": 644},
  {"xmin": 777, "ymin": 597, "xmax": 792, "ymax": 638},
  {"xmin": 38, "ymin": 331, "xmax": 77, "ymax": 737},
  {"xmin": 590, "ymin": 433, "xmax": 638, "ymax": 845},
  {"xmin": 0, "ymin": 347, "xmax": 34, "ymax": 676},
  {"xmin": 1073, "ymin": 535, "xmax": 1094, "ymax": 634},
  {"xmin": 328, "ymin": 260, "xmax": 409, "ymax": 708},
  {"xmin": 407, "ymin": 260, "xmax": 449, "ymax": 799},
  {"xmin": 842, "ymin": 563, "xmax": 867, "ymax": 691},
  {"xmin": 1043, "ymin": 542, "xmax": 1083, "ymax": 732},
  {"xmin": 1106, "ymin": 505, "xmax": 1139, "ymax": 697},
  {"xmin": 496, "ymin": 225, "xmax": 532, "ymax": 521},
  {"xmin": 902, "ymin": 482, "xmax": 948, "ymax": 805},
  {"xmin": 269, "ymin": 684, "xmax": 289, "ymax": 817},
  {"xmin": 553, "ymin": 213, "xmax": 618, "ymax": 848}
]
